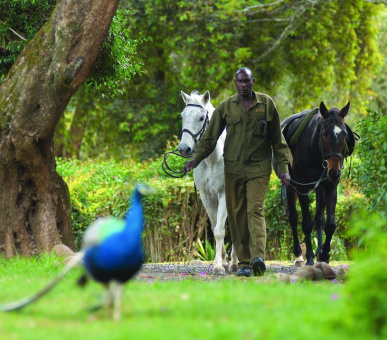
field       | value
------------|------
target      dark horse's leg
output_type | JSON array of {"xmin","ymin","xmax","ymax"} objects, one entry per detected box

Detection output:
[
  {"xmin": 286, "ymin": 187, "xmax": 304, "ymax": 264},
  {"xmin": 314, "ymin": 190, "xmax": 325, "ymax": 258},
  {"xmin": 318, "ymin": 185, "xmax": 338, "ymax": 263},
  {"xmin": 298, "ymin": 194, "xmax": 315, "ymax": 265}
]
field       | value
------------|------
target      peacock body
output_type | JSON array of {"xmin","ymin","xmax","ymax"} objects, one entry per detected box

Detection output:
[
  {"xmin": 0, "ymin": 184, "xmax": 154, "ymax": 320},
  {"xmin": 82, "ymin": 190, "xmax": 145, "ymax": 283}
]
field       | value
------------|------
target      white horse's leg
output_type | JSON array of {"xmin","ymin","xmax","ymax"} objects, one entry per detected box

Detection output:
[
  {"xmin": 229, "ymin": 245, "xmax": 239, "ymax": 273},
  {"xmin": 213, "ymin": 194, "xmax": 228, "ymax": 274},
  {"xmin": 200, "ymin": 193, "xmax": 226, "ymax": 275}
]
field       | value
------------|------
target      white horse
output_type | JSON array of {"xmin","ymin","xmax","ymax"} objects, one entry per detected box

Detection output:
[{"xmin": 178, "ymin": 90, "xmax": 238, "ymax": 275}]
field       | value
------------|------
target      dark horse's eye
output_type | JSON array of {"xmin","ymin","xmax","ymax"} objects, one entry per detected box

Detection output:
[{"xmin": 199, "ymin": 116, "xmax": 205, "ymax": 121}]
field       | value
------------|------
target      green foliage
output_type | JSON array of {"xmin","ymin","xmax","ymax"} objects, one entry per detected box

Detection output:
[
  {"xmin": 351, "ymin": 109, "xmax": 387, "ymax": 212},
  {"xmin": 56, "ymin": 156, "xmax": 208, "ymax": 262},
  {"xmin": 0, "ymin": 0, "xmax": 57, "ymax": 81},
  {"xmin": 56, "ymin": 157, "xmax": 134, "ymax": 247},
  {"xmin": 77, "ymin": 0, "xmax": 383, "ymax": 159},
  {"xmin": 369, "ymin": 10, "xmax": 387, "ymax": 112},
  {"xmin": 193, "ymin": 239, "xmax": 216, "ymax": 262},
  {"xmin": 0, "ymin": 1, "xmax": 144, "ymax": 94},
  {"xmin": 83, "ymin": 6, "xmax": 145, "ymax": 97},
  {"xmin": 1, "ymin": 1, "xmax": 384, "ymax": 160},
  {"xmin": 341, "ymin": 211, "xmax": 387, "ymax": 337},
  {"xmin": 284, "ymin": 1, "xmax": 382, "ymax": 113},
  {"xmin": 57, "ymin": 158, "xmax": 359, "ymax": 262}
]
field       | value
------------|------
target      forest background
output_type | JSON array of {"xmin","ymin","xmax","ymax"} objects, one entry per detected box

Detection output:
[{"xmin": 0, "ymin": 0, "xmax": 386, "ymax": 262}]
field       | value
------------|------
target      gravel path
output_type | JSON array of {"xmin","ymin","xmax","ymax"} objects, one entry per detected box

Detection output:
[
  {"xmin": 54, "ymin": 244, "xmax": 347, "ymax": 282},
  {"xmin": 136, "ymin": 261, "xmax": 326, "ymax": 281}
]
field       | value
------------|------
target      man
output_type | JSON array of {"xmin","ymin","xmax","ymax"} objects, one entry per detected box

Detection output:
[{"xmin": 183, "ymin": 67, "xmax": 290, "ymax": 277}]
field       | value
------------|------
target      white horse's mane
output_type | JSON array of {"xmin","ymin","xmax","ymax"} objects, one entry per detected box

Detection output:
[
  {"xmin": 189, "ymin": 91, "xmax": 205, "ymax": 103},
  {"xmin": 187, "ymin": 91, "xmax": 215, "ymax": 115}
]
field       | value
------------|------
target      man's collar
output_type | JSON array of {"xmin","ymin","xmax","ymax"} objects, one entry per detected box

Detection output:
[{"xmin": 232, "ymin": 92, "xmax": 263, "ymax": 104}]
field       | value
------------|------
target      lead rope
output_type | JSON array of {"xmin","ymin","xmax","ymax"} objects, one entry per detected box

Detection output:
[
  {"xmin": 161, "ymin": 149, "xmax": 199, "ymax": 206},
  {"xmin": 161, "ymin": 149, "xmax": 188, "ymax": 178},
  {"xmin": 289, "ymin": 168, "xmax": 328, "ymax": 196},
  {"xmin": 281, "ymin": 183, "xmax": 288, "ymax": 215}
]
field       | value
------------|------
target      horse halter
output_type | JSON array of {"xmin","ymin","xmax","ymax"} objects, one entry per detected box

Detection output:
[
  {"xmin": 320, "ymin": 116, "xmax": 345, "ymax": 169},
  {"xmin": 182, "ymin": 103, "xmax": 209, "ymax": 145}
]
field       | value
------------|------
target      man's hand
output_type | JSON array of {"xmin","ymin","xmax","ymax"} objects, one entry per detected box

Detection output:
[
  {"xmin": 279, "ymin": 172, "xmax": 290, "ymax": 186},
  {"xmin": 183, "ymin": 159, "xmax": 198, "ymax": 173}
]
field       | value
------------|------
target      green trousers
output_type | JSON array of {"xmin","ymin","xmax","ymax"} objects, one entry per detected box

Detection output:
[{"xmin": 225, "ymin": 175, "xmax": 270, "ymax": 264}]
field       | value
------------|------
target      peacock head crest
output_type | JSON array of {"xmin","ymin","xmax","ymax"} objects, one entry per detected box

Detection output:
[{"xmin": 135, "ymin": 183, "xmax": 156, "ymax": 197}]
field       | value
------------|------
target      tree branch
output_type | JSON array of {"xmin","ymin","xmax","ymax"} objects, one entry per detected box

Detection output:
[
  {"xmin": 238, "ymin": 0, "xmax": 286, "ymax": 13},
  {"xmin": 0, "ymin": 20, "xmax": 27, "ymax": 41},
  {"xmin": 8, "ymin": 27, "xmax": 27, "ymax": 41},
  {"xmin": 250, "ymin": 0, "xmax": 386, "ymax": 61},
  {"xmin": 363, "ymin": 0, "xmax": 387, "ymax": 4},
  {"xmin": 253, "ymin": 1, "xmax": 311, "ymax": 61}
]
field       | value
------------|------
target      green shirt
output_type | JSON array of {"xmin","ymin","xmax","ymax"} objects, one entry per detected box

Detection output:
[{"xmin": 193, "ymin": 92, "xmax": 290, "ymax": 179}]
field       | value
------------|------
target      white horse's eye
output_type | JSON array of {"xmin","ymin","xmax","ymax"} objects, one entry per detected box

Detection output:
[{"xmin": 199, "ymin": 116, "xmax": 205, "ymax": 121}]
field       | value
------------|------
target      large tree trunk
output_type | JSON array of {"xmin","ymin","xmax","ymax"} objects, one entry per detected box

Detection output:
[{"xmin": 0, "ymin": 0, "xmax": 120, "ymax": 256}]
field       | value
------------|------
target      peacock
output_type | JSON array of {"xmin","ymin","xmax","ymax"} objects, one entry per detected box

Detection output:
[{"xmin": 0, "ymin": 183, "xmax": 155, "ymax": 320}]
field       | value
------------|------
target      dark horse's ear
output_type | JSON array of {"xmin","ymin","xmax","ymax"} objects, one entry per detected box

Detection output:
[
  {"xmin": 339, "ymin": 101, "xmax": 350, "ymax": 118},
  {"xmin": 319, "ymin": 101, "xmax": 329, "ymax": 118},
  {"xmin": 203, "ymin": 90, "xmax": 210, "ymax": 105}
]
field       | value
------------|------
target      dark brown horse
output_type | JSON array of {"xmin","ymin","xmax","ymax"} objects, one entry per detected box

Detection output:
[{"xmin": 277, "ymin": 101, "xmax": 356, "ymax": 266}]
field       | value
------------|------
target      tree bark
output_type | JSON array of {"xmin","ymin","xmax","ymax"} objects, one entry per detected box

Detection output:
[{"xmin": 0, "ymin": 0, "xmax": 120, "ymax": 256}]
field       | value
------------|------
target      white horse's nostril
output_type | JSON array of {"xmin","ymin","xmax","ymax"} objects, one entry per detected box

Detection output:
[{"xmin": 178, "ymin": 144, "xmax": 192, "ymax": 156}]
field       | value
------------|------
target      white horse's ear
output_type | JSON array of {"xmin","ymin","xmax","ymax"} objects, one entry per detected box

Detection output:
[
  {"xmin": 181, "ymin": 91, "xmax": 191, "ymax": 105},
  {"xmin": 202, "ymin": 90, "xmax": 210, "ymax": 105}
]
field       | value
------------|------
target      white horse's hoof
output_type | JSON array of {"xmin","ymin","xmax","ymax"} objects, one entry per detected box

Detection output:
[
  {"xmin": 213, "ymin": 266, "xmax": 226, "ymax": 276},
  {"xmin": 294, "ymin": 256, "xmax": 305, "ymax": 267},
  {"xmin": 229, "ymin": 264, "xmax": 239, "ymax": 273}
]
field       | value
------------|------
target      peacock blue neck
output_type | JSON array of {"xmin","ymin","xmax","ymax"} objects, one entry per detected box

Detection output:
[{"xmin": 124, "ymin": 190, "xmax": 144, "ymax": 235}]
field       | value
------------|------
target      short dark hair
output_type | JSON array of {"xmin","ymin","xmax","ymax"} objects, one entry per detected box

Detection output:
[{"xmin": 235, "ymin": 67, "xmax": 253, "ymax": 78}]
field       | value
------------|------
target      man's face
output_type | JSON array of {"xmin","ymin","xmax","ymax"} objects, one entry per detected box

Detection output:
[{"xmin": 234, "ymin": 70, "xmax": 255, "ymax": 98}]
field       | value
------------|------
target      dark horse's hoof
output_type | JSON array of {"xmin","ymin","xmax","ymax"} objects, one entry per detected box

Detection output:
[
  {"xmin": 317, "ymin": 252, "xmax": 330, "ymax": 263},
  {"xmin": 306, "ymin": 259, "xmax": 314, "ymax": 266}
]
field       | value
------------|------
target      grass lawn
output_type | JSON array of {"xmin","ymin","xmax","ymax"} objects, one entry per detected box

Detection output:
[{"xmin": 0, "ymin": 254, "xmax": 373, "ymax": 340}]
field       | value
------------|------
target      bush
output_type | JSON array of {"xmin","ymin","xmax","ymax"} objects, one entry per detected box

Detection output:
[
  {"xmin": 57, "ymin": 156, "xmax": 360, "ymax": 263},
  {"xmin": 56, "ymin": 156, "xmax": 208, "ymax": 262},
  {"xmin": 351, "ymin": 109, "xmax": 387, "ymax": 212},
  {"xmin": 341, "ymin": 211, "xmax": 387, "ymax": 337}
]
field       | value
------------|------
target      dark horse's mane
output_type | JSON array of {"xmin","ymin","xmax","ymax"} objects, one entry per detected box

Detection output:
[{"xmin": 281, "ymin": 108, "xmax": 356, "ymax": 162}]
